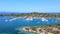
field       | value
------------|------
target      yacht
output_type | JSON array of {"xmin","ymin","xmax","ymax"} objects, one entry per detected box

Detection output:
[{"xmin": 26, "ymin": 17, "xmax": 33, "ymax": 21}]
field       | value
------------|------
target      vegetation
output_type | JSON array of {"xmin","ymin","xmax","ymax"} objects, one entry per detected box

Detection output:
[
  {"xmin": 31, "ymin": 27, "xmax": 36, "ymax": 31},
  {"xmin": 56, "ymin": 24, "xmax": 60, "ymax": 26}
]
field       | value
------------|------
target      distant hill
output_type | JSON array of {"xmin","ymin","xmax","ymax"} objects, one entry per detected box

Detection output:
[{"xmin": 0, "ymin": 12, "xmax": 60, "ymax": 18}]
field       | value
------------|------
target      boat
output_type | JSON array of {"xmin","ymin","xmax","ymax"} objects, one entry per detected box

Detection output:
[
  {"xmin": 26, "ymin": 17, "xmax": 33, "ymax": 21},
  {"xmin": 41, "ymin": 18, "xmax": 48, "ymax": 21}
]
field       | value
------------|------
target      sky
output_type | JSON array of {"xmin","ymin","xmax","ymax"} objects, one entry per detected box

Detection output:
[{"xmin": 0, "ymin": 0, "xmax": 60, "ymax": 13}]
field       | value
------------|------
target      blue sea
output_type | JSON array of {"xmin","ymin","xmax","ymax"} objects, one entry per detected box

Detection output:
[{"xmin": 0, "ymin": 16, "xmax": 60, "ymax": 34}]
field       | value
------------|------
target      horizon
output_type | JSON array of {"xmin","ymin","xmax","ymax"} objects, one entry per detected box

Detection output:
[
  {"xmin": 0, "ymin": 0, "xmax": 60, "ymax": 13},
  {"xmin": 0, "ymin": 11, "xmax": 60, "ymax": 14}
]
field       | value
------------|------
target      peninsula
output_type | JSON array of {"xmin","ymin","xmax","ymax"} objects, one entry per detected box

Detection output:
[{"xmin": 22, "ymin": 24, "xmax": 60, "ymax": 34}]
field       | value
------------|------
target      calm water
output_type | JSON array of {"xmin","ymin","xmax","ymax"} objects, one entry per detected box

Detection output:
[{"xmin": 0, "ymin": 16, "xmax": 60, "ymax": 34}]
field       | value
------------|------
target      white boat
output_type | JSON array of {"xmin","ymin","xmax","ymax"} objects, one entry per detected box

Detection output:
[
  {"xmin": 41, "ymin": 18, "xmax": 48, "ymax": 21},
  {"xmin": 5, "ymin": 18, "xmax": 18, "ymax": 22},
  {"xmin": 26, "ymin": 17, "xmax": 33, "ymax": 21}
]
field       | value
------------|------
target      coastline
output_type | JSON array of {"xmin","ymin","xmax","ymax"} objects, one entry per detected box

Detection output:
[
  {"xmin": 0, "ymin": 12, "xmax": 60, "ymax": 18},
  {"xmin": 21, "ymin": 24, "xmax": 60, "ymax": 34}
]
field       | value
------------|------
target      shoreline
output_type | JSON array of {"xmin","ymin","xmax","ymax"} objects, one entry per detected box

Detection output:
[
  {"xmin": 0, "ymin": 12, "xmax": 60, "ymax": 18},
  {"xmin": 21, "ymin": 25, "xmax": 60, "ymax": 34}
]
